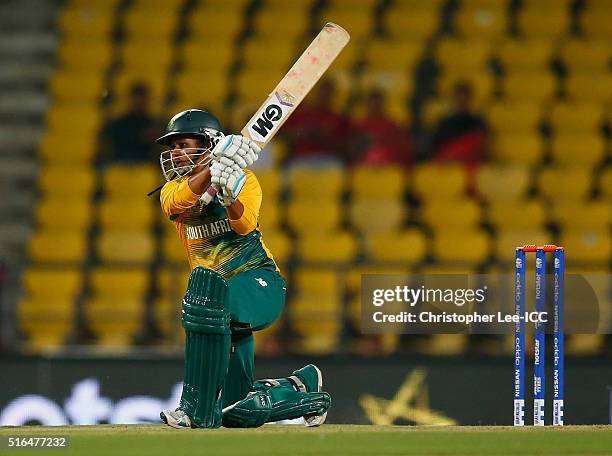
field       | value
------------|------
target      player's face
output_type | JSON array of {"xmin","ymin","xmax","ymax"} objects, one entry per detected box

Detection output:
[{"xmin": 170, "ymin": 138, "xmax": 204, "ymax": 166}]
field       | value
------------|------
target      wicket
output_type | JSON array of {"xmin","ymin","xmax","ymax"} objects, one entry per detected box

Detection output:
[{"xmin": 513, "ymin": 245, "xmax": 565, "ymax": 426}]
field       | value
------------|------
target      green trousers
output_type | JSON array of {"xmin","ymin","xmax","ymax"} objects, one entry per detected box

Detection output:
[{"xmin": 222, "ymin": 267, "xmax": 286, "ymax": 408}]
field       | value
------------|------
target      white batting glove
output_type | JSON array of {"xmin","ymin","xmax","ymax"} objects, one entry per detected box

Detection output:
[
  {"xmin": 212, "ymin": 134, "xmax": 261, "ymax": 169},
  {"xmin": 210, "ymin": 159, "xmax": 247, "ymax": 206}
]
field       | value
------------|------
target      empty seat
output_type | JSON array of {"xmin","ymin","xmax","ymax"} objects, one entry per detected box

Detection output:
[
  {"xmin": 260, "ymin": 229, "xmax": 291, "ymax": 266},
  {"xmin": 384, "ymin": 1, "xmax": 442, "ymax": 39},
  {"xmin": 102, "ymin": 164, "xmax": 159, "ymax": 197},
  {"xmin": 29, "ymin": 231, "xmax": 87, "ymax": 264},
  {"xmin": 476, "ymin": 165, "xmax": 530, "ymax": 202},
  {"xmin": 421, "ymin": 199, "xmax": 482, "ymax": 230},
  {"xmin": 412, "ymin": 164, "xmax": 467, "ymax": 201},
  {"xmin": 488, "ymin": 101, "xmax": 542, "ymax": 133},
  {"xmin": 351, "ymin": 165, "xmax": 406, "ymax": 200},
  {"xmin": 560, "ymin": 229, "xmax": 610, "ymax": 265},
  {"xmin": 516, "ymin": 1, "xmax": 570, "ymax": 38},
  {"xmin": 364, "ymin": 39, "xmax": 422, "ymax": 72},
  {"xmin": 39, "ymin": 167, "xmax": 95, "ymax": 197},
  {"xmin": 287, "ymin": 200, "xmax": 341, "ymax": 234},
  {"xmin": 162, "ymin": 229, "xmax": 187, "ymax": 265},
  {"xmin": 36, "ymin": 197, "xmax": 93, "ymax": 231},
  {"xmin": 565, "ymin": 74, "xmax": 612, "ymax": 103},
  {"xmin": 502, "ymin": 71, "xmax": 557, "ymax": 102},
  {"xmin": 548, "ymin": 102, "xmax": 603, "ymax": 133},
  {"xmin": 493, "ymin": 131, "xmax": 543, "ymax": 166},
  {"xmin": 365, "ymin": 228, "xmax": 428, "ymax": 264},
  {"xmin": 560, "ymin": 39, "xmax": 611, "ymax": 74},
  {"xmin": 552, "ymin": 200, "xmax": 611, "ymax": 231},
  {"xmin": 600, "ymin": 167, "xmax": 612, "ymax": 199},
  {"xmin": 289, "ymin": 165, "xmax": 344, "ymax": 200},
  {"xmin": 295, "ymin": 231, "xmax": 357, "ymax": 264},
  {"xmin": 495, "ymin": 39, "xmax": 554, "ymax": 72},
  {"xmin": 97, "ymin": 230, "xmax": 155, "ymax": 263},
  {"xmin": 98, "ymin": 199, "xmax": 155, "ymax": 229},
  {"xmin": 538, "ymin": 168, "xmax": 593, "ymax": 202},
  {"xmin": 487, "ymin": 200, "xmax": 547, "ymax": 229},
  {"xmin": 350, "ymin": 199, "xmax": 406, "ymax": 235},
  {"xmin": 454, "ymin": 0, "xmax": 509, "ymax": 38},
  {"xmin": 551, "ymin": 132, "xmax": 605, "ymax": 167},
  {"xmin": 435, "ymin": 38, "xmax": 492, "ymax": 72},
  {"xmin": 494, "ymin": 228, "xmax": 551, "ymax": 262},
  {"xmin": 432, "ymin": 229, "xmax": 490, "ymax": 264}
]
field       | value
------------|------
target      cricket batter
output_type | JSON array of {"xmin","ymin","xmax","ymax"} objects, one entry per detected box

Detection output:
[{"xmin": 156, "ymin": 109, "xmax": 331, "ymax": 429}]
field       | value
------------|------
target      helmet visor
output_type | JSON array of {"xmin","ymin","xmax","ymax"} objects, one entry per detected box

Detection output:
[{"xmin": 158, "ymin": 130, "xmax": 223, "ymax": 181}]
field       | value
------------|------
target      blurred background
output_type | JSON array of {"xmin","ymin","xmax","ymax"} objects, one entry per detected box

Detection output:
[{"xmin": 0, "ymin": 0, "xmax": 610, "ymax": 425}]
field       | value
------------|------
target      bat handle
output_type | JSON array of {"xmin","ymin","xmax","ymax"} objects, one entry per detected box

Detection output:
[{"xmin": 200, "ymin": 184, "xmax": 219, "ymax": 205}]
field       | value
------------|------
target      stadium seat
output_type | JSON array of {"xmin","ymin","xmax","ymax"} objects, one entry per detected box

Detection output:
[
  {"xmin": 98, "ymin": 199, "xmax": 155, "ymax": 230},
  {"xmin": 421, "ymin": 199, "xmax": 482, "ymax": 230},
  {"xmin": 516, "ymin": 0, "xmax": 570, "ymax": 39},
  {"xmin": 580, "ymin": 2, "xmax": 612, "ymax": 40},
  {"xmin": 365, "ymin": 228, "xmax": 428, "ymax": 264},
  {"xmin": 58, "ymin": 2, "xmax": 116, "ymax": 39},
  {"xmin": 412, "ymin": 164, "xmax": 467, "ymax": 201},
  {"xmin": 431, "ymin": 229, "xmax": 490, "ymax": 265},
  {"xmin": 289, "ymin": 165, "xmax": 345, "ymax": 200},
  {"xmin": 258, "ymin": 201, "xmax": 280, "ymax": 232},
  {"xmin": 560, "ymin": 39, "xmax": 611, "ymax": 74},
  {"xmin": 181, "ymin": 39, "xmax": 235, "ymax": 73},
  {"xmin": 295, "ymin": 231, "xmax": 357, "ymax": 264},
  {"xmin": 476, "ymin": 165, "xmax": 530, "ymax": 203},
  {"xmin": 86, "ymin": 268, "xmax": 149, "ymax": 345},
  {"xmin": 287, "ymin": 200, "xmax": 341, "ymax": 235},
  {"xmin": 39, "ymin": 167, "xmax": 95, "ymax": 197},
  {"xmin": 599, "ymin": 167, "xmax": 612, "ymax": 199},
  {"xmin": 317, "ymin": 4, "xmax": 374, "ymax": 41},
  {"xmin": 435, "ymin": 38, "xmax": 492, "ymax": 73},
  {"xmin": 538, "ymin": 168, "xmax": 593, "ymax": 203},
  {"xmin": 560, "ymin": 229, "xmax": 610, "ymax": 265},
  {"xmin": 487, "ymin": 200, "xmax": 547, "ymax": 230},
  {"xmin": 565, "ymin": 74, "xmax": 612, "ymax": 103},
  {"xmin": 454, "ymin": 0, "xmax": 509, "ymax": 39},
  {"xmin": 364, "ymin": 39, "xmax": 422, "ymax": 73},
  {"xmin": 29, "ymin": 231, "xmax": 87, "ymax": 264},
  {"xmin": 502, "ymin": 71, "xmax": 557, "ymax": 102},
  {"xmin": 552, "ymin": 200, "xmax": 611, "ymax": 231},
  {"xmin": 123, "ymin": 8, "xmax": 179, "ymax": 41},
  {"xmin": 384, "ymin": 1, "xmax": 442, "ymax": 39},
  {"xmin": 96, "ymin": 231, "xmax": 155, "ymax": 263},
  {"xmin": 290, "ymin": 268, "xmax": 341, "ymax": 354},
  {"xmin": 36, "ymin": 197, "xmax": 93, "ymax": 231},
  {"xmin": 189, "ymin": 0, "xmax": 248, "ymax": 40},
  {"xmin": 162, "ymin": 229, "xmax": 187, "ymax": 265},
  {"xmin": 174, "ymin": 70, "xmax": 228, "ymax": 114},
  {"xmin": 350, "ymin": 199, "xmax": 406, "ymax": 235},
  {"xmin": 252, "ymin": 3, "xmax": 310, "ymax": 40},
  {"xmin": 548, "ymin": 102, "xmax": 603, "ymax": 134},
  {"xmin": 550, "ymin": 132, "xmax": 605, "ymax": 167},
  {"xmin": 493, "ymin": 131, "xmax": 543, "ymax": 166},
  {"xmin": 495, "ymin": 39, "xmax": 554, "ymax": 72},
  {"xmin": 350, "ymin": 165, "xmax": 406, "ymax": 200},
  {"xmin": 57, "ymin": 38, "xmax": 113, "ymax": 72},
  {"xmin": 487, "ymin": 101, "xmax": 542, "ymax": 134},
  {"xmin": 49, "ymin": 71, "xmax": 106, "ymax": 104},
  {"xmin": 494, "ymin": 228, "xmax": 551, "ymax": 262},
  {"xmin": 102, "ymin": 164, "xmax": 158, "ymax": 197},
  {"xmin": 241, "ymin": 38, "xmax": 300, "ymax": 74}
]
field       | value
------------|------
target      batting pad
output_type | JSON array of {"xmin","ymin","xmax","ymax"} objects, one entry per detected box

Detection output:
[
  {"xmin": 180, "ymin": 267, "xmax": 231, "ymax": 428},
  {"xmin": 222, "ymin": 385, "xmax": 331, "ymax": 428}
]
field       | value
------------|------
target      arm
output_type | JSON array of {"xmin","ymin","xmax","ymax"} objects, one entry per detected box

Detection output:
[
  {"xmin": 160, "ymin": 164, "xmax": 211, "ymax": 217},
  {"xmin": 226, "ymin": 170, "xmax": 261, "ymax": 235}
]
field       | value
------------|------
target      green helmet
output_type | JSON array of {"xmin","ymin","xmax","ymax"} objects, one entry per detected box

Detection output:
[{"xmin": 156, "ymin": 109, "xmax": 223, "ymax": 145}]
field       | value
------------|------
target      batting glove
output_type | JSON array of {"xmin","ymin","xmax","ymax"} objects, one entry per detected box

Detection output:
[
  {"xmin": 210, "ymin": 159, "xmax": 247, "ymax": 206},
  {"xmin": 212, "ymin": 134, "xmax": 261, "ymax": 169}
]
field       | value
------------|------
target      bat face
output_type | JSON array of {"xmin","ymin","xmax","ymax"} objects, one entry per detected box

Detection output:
[{"xmin": 246, "ymin": 91, "xmax": 296, "ymax": 145}]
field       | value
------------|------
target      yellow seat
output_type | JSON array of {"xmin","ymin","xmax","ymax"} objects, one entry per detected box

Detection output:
[
  {"xmin": 260, "ymin": 229, "xmax": 291, "ymax": 266},
  {"xmin": 351, "ymin": 165, "xmax": 406, "ymax": 200},
  {"xmin": 495, "ymin": 39, "xmax": 554, "ymax": 72},
  {"xmin": 50, "ymin": 71, "xmax": 106, "ymax": 104},
  {"xmin": 97, "ymin": 230, "xmax": 155, "ymax": 263},
  {"xmin": 39, "ymin": 130, "xmax": 97, "ymax": 165},
  {"xmin": 366, "ymin": 228, "xmax": 428, "ymax": 264},
  {"xmin": 59, "ymin": 3, "xmax": 115, "ymax": 38},
  {"xmin": 86, "ymin": 267, "xmax": 149, "ymax": 344},
  {"xmin": 412, "ymin": 164, "xmax": 467, "ymax": 201},
  {"xmin": 290, "ymin": 268, "xmax": 341, "ymax": 354},
  {"xmin": 435, "ymin": 38, "xmax": 492, "ymax": 72},
  {"xmin": 289, "ymin": 165, "xmax": 344, "ymax": 200},
  {"xmin": 494, "ymin": 228, "xmax": 551, "ymax": 262},
  {"xmin": 549, "ymin": 102, "xmax": 603, "ymax": 133},
  {"xmin": 189, "ymin": 2, "xmax": 246, "ymax": 40},
  {"xmin": 22, "ymin": 268, "xmax": 83, "ymax": 300},
  {"xmin": 102, "ymin": 164, "xmax": 159, "ymax": 197},
  {"xmin": 252, "ymin": 5, "xmax": 310, "ymax": 40},
  {"xmin": 258, "ymin": 202, "xmax": 280, "ymax": 231},
  {"xmin": 350, "ymin": 198, "xmax": 406, "ymax": 235},
  {"xmin": 162, "ymin": 229, "xmax": 187, "ymax": 265},
  {"xmin": 235, "ymin": 69, "xmax": 285, "ymax": 106},
  {"xmin": 502, "ymin": 71, "xmax": 557, "ymax": 102},
  {"xmin": 560, "ymin": 229, "xmax": 610, "ymax": 265},
  {"xmin": 476, "ymin": 164, "xmax": 530, "ymax": 202},
  {"xmin": 241, "ymin": 38, "xmax": 300, "ymax": 74},
  {"xmin": 565, "ymin": 74, "xmax": 612, "ymax": 103},
  {"xmin": 123, "ymin": 9, "xmax": 179, "ymax": 41},
  {"xmin": 551, "ymin": 132, "xmax": 605, "ymax": 167},
  {"xmin": 516, "ymin": 3, "xmax": 570, "ymax": 39},
  {"xmin": 454, "ymin": 0, "xmax": 509, "ymax": 39},
  {"xmin": 254, "ymin": 169, "xmax": 282, "ymax": 201},
  {"xmin": 421, "ymin": 199, "xmax": 482, "ymax": 230},
  {"xmin": 364, "ymin": 39, "xmax": 422, "ymax": 72},
  {"xmin": 552, "ymin": 200, "xmax": 611, "ymax": 231},
  {"xmin": 432, "ymin": 229, "xmax": 490, "ymax": 265},
  {"xmin": 580, "ymin": 4, "xmax": 612, "ymax": 40},
  {"xmin": 560, "ymin": 39, "xmax": 611, "ymax": 74},
  {"xmin": 39, "ymin": 167, "xmax": 95, "ymax": 197},
  {"xmin": 384, "ymin": 2, "xmax": 441, "ymax": 39},
  {"xmin": 287, "ymin": 200, "xmax": 341, "ymax": 234},
  {"xmin": 317, "ymin": 7, "xmax": 374, "ymax": 41},
  {"xmin": 493, "ymin": 131, "xmax": 543, "ymax": 166},
  {"xmin": 36, "ymin": 197, "xmax": 93, "ymax": 230},
  {"xmin": 98, "ymin": 199, "xmax": 155, "ymax": 229},
  {"xmin": 487, "ymin": 101, "xmax": 542, "ymax": 134},
  {"xmin": 174, "ymin": 70, "xmax": 228, "ymax": 114},
  {"xmin": 487, "ymin": 200, "xmax": 547, "ymax": 229},
  {"xmin": 538, "ymin": 167, "xmax": 592, "ymax": 203},
  {"xmin": 29, "ymin": 231, "xmax": 87, "ymax": 264},
  {"xmin": 295, "ymin": 231, "xmax": 357, "ymax": 264},
  {"xmin": 57, "ymin": 38, "xmax": 113, "ymax": 72}
]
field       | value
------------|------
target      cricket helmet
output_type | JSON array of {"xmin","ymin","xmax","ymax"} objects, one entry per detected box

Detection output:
[
  {"xmin": 156, "ymin": 109, "xmax": 223, "ymax": 145},
  {"xmin": 157, "ymin": 109, "xmax": 224, "ymax": 182}
]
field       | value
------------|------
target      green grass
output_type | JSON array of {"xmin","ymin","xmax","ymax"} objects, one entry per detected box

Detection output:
[{"xmin": 1, "ymin": 425, "xmax": 611, "ymax": 456}]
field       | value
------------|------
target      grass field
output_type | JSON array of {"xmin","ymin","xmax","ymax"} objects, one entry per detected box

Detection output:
[{"xmin": 1, "ymin": 425, "xmax": 612, "ymax": 456}]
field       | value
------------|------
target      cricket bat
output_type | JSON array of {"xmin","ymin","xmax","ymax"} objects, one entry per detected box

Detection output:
[{"xmin": 199, "ymin": 22, "xmax": 350, "ymax": 204}]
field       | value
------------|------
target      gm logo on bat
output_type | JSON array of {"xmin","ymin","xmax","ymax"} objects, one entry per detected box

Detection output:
[{"xmin": 247, "ymin": 92, "xmax": 294, "ymax": 142}]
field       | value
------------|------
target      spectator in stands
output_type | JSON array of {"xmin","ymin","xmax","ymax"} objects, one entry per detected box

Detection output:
[
  {"xmin": 428, "ymin": 81, "xmax": 489, "ymax": 166},
  {"xmin": 99, "ymin": 82, "xmax": 162, "ymax": 163},
  {"xmin": 357, "ymin": 88, "xmax": 413, "ymax": 168},
  {"xmin": 282, "ymin": 78, "xmax": 356, "ymax": 165}
]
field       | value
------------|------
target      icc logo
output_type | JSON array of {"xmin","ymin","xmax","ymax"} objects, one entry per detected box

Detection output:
[
  {"xmin": 535, "ymin": 258, "xmax": 542, "ymax": 268},
  {"xmin": 251, "ymin": 103, "xmax": 283, "ymax": 138},
  {"xmin": 554, "ymin": 258, "xmax": 560, "ymax": 268},
  {"xmin": 515, "ymin": 258, "xmax": 522, "ymax": 268}
]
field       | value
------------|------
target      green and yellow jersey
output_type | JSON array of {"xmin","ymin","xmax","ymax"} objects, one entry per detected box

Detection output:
[{"xmin": 160, "ymin": 169, "xmax": 278, "ymax": 279}]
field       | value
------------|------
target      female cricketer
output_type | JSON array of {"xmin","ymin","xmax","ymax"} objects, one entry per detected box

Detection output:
[{"xmin": 156, "ymin": 109, "xmax": 330, "ymax": 429}]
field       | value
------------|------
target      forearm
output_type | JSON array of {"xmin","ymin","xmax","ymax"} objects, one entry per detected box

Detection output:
[
  {"xmin": 187, "ymin": 167, "xmax": 212, "ymax": 195},
  {"xmin": 227, "ymin": 198, "xmax": 258, "ymax": 235}
]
